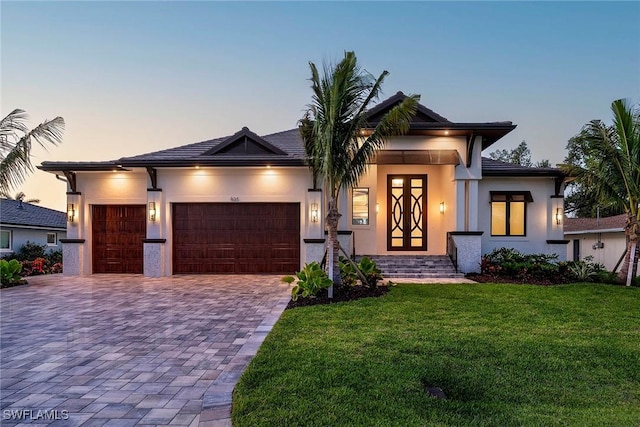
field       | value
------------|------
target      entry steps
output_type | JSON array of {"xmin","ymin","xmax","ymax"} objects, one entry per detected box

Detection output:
[{"xmin": 358, "ymin": 255, "xmax": 465, "ymax": 279}]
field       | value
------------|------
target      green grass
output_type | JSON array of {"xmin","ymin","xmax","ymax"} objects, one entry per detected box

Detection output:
[{"xmin": 232, "ymin": 283, "xmax": 640, "ymax": 427}]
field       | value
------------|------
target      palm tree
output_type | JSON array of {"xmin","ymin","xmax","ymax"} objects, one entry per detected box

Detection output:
[
  {"xmin": 0, "ymin": 190, "xmax": 40, "ymax": 204},
  {"xmin": 0, "ymin": 109, "xmax": 65, "ymax": 194},
  {"xmin": 300, "ymin": 51, "xmax": 419, "ymax": 296},
  {"xmin": 560, "ymin": 99, "xmax": 639, "ymax": 285}
]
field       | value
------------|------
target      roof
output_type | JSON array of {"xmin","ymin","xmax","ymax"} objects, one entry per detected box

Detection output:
[
  {"xmin": 564, "ymin": 214, "xmax": 627, "ymax": 234},
  {"xmin": 39, "ymin": 92, "xmax": 519, "ymax": 172},
  {"xmin": 0, "ymin": 199, "xmax": 67, "ymax": 230},
  {"xmin": 481, "ymin": 158, "xmax": 565, "ymax": 178}
]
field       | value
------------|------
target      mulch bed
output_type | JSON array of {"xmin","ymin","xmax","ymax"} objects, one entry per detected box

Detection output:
[{"xmin": 286, "ymin": 285, "xmax": 390, "ymax": 309}]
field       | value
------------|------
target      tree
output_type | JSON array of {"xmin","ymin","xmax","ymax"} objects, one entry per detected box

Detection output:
[
  {"xmin": 489, "ymin": 140, "xmax": 551, "ymax": 168},
  {"xmin": 560, "ymin": 99, "xmax": 639, "ymax": 285},
  {"xmin": 0, "ymin": 191, "xmax": 40, "ymax": 204},
  {"xmin": 300, "ymin": 51, "xmax": 419, "ymax": 296},
  {"xmin": 0, "ymin": 109, "xmax": 65, "ymax": 194}
]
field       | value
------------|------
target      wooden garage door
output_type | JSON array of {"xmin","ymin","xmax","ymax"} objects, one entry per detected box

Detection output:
[
  {"xmin": 92, "ymin": 205, "xmax": 145, "ymax": 274},
  {"xmin": 173, "ymin": 203, "xmax": 300, "ymax": 274}
]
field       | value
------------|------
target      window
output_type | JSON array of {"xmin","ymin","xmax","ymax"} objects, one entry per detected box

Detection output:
[
  {"xmin": 47, "ymin": 233, "xmax": 57, "ymax": 246},
  {"xmin": 490, "ymin": 192, "xmax": 533, "ymax": 236},
  {"xmin": 0, "ymin": 230, "xmax": 11, "ymax": 250},
  {"xmin": 352, "ymin": 188, "xmax": 369, "ymax": 225}
]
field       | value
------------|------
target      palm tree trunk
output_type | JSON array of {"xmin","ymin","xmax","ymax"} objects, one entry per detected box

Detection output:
[
  {"xmin": 618, "ymin": 214, "xmax": 639, "ymax": 286},
  {"xmin": 326, "ymin": 198, "xmax": 342, "ymax": 298}
]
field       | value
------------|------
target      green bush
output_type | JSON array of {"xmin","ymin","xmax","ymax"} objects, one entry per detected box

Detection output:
[
  {"xmin": 280, "ymin": 275, "xmax": 295, "ymax": 284},
  {"xmin": 291, "ymin": 262, "xmax": 332, "ymax": 301},
  {"xmin": 14, "ymin": 241, "xmax": 47, "ymax": 261},
  {"xmin": 339, "ymin": 256, "xmax": 358, "ymax": 287},
  {"xmin": 1, "ymin": 259, "xmax": 24, "ymax": 287},
  {"xmin": 358, "ymin": 256, "xmax": 383, "ymax": 288},
  {"xmin": 480, "ymin": 248, "xmax": 562, "ymax": 281}
]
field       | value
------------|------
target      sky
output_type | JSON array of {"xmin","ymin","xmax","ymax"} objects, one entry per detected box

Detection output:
[{"xmin": 2, "ymin": 1, "xmax": 639, "ymax": 211}]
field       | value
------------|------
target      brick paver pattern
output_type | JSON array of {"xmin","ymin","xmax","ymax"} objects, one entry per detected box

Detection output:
[{"xmin": 1, "ymin": 274, "xmax": 291, "ymax": 426}]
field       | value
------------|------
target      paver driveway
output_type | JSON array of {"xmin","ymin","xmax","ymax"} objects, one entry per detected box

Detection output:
[{"xmin": 1, "ymin": 274, "xmax": 291, "ymax": 426}]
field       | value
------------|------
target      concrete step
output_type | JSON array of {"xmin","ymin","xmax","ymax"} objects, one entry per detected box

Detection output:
[{"xmin": 358, "ymin": 255, "xmax": 461, "ymax": 278}]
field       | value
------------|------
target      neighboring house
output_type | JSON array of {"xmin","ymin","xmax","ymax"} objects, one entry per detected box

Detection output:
[
  {"xmin": 565, "ymin": 214, "xmax": 627, "ymax": 271},
  {"xmin": 38, "ymin": 92, "xmax": 567, "ymax": 277},
  {"xmin": 0, "ymin": 199, "xmax": 67, "ymax": 257}
]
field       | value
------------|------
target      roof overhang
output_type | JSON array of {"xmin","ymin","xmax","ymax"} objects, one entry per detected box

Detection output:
[
  {"xmin": 564, "ymin": 228, "xmax": 625, "ymax": 235},
  {"xmin": 373, "ymin": 149, "xmax": 460, "ymax": 165}
]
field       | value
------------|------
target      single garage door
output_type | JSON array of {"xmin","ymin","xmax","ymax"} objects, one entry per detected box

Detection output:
[
  {"xmin": 92, "ymin": 205, "xmax": 146, "ymax": 273},
  {"xmin": 173, "ymin": 203, "xmax": 300, "ymax": 274}
]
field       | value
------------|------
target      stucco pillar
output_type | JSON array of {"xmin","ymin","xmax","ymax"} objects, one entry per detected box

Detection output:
[
  {"xmin": 455, "ymin": 179, "xmax": 466, "ymax": 231},
  {"xmin": 60, "ymin": 192, "xmax": 85, "ymax": 276},
  {"xmin": 450, "ymin": 232, "xmax": 483, "ymax": 273},
  {"xmin": 304, "ymin": 189, "xmax": 325, "ymax": 266},
  {"xmin": 143, "ymin": 189, "xmax": 165, "ymax": 277},
  {"xmin": 467, "ymin": 180, "xmax": 479, "ymax": 230}
]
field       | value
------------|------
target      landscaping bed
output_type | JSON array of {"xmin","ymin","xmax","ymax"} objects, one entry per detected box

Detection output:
[{"xmin": 286, "ymin": 284, "xmax": 389, "ymax": 309}]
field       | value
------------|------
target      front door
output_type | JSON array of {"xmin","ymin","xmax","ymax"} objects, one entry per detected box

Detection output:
[{"xmin": 387, "ymin": 175, "xmax": 427, "ymax": 251}]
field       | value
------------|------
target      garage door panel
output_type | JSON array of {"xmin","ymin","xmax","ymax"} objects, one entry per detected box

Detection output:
[
  {"xmin": 173, "ymin": 203, "xmax": 300, "ymax": 274},
  {"xmin": 92, "ymin": 205, "xmax": 145, "ymax": 274}
]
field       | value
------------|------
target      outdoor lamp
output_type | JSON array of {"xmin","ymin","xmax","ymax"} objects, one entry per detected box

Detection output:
[
  {"xmin": 67, "ymin": 204, "xmax": 75, "ymax": 222},
  {"xmin": 440, "ymin": 201, "xmax": 445, "ymax": 214},
  {"xmin": 311, "ymin": 203, "xmax": 319, "ymax": 223},
  {"xmin": 149, "ymin": 202, "xmax": 157, "ymax": 222},
  {"xmin": 555, "ymin": 208, "xmax": 562, "ymax": 225}
]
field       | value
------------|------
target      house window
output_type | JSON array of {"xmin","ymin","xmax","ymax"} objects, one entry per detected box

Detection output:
[
  {"xmin": 0, "ymin": 230, "xmax": 11, "ymax": 250},
  {"xmin": 47, "ymin": 233, "xmax": 57, "ymax": 246},
  {"xmin": 352, "ymin": 188, "xmax": 369, "ymax": 225},
  {"xmin": 490, "ymin": 192, "xmax": 533, "ymax": 236}
]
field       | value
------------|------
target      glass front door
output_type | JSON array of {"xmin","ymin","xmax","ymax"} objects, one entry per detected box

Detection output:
[{"xmin": 387, "ymin": 175, "xmax": 427, "ymax": 251}]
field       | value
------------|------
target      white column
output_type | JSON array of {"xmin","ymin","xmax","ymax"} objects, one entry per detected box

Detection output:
[
  {"xmin": 468, "ymin": 179, "xmax": 479, "ymax": 230},
  {"xmin": 455, "ymin": 179, "xmax": 466, "ymax": 231},
  {"xmin": 144, "ymin": 190, "xmax": 165, "ymax": 277}
]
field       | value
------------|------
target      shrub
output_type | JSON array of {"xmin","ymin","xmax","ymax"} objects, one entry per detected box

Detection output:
[
  {"xmin": 14, "ymin": 241, "xmax": 47, "ymax": 261},
  {"xmin": 1, "ymin": 259, "xmax": 24, "ymax": 287},
  {"xmin": 280, "ymin": 275, "xmax": 295, "ymax": 284},
  {"xmin": 480, "ymin": 248, "xmax": 562, "ymax": 281},
  {"xmin": 567, "ymin": 261, "xmax": 598, "ymax": 282},
  {"xmin": 291, "ymin": 262, "xmax": 332, "ymax": 301},
  {"xmin": 47, "ymin": 250, "xmax": 63, "ymax": 265},
  {"xmin": 358, "ymin": 256, "xmax": 383, "ymax": 288},
  {"xmin": 339, "ymin": 256, "xmax": 358, "ymax": 287}
]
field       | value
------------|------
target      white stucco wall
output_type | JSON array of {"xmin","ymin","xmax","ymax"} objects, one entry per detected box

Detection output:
[
  {"xmin": 478, "ymin": 177, "xmax": 567, "ymax": 259},
  {"xmin": 566, "ymin": 232, "xmax": 627, "ymax": 271}
]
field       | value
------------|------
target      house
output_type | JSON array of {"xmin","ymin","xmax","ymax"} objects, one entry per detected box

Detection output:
[
  {"xmin": 38, "ymin": 92, "xmax": 567, "ymax": 277},
  {"xmin": 0, "ymin": 199, "xmax": 67, "ymax": 257},
  {"xmin": 565, "ymin": 214, "xmax": 627, "ymax": 271}
]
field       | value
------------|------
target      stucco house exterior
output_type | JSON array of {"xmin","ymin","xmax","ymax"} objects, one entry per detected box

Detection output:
[
  {"xmin": 0, "ymin": 199, "xmax": 67, "ymax": 257},
  {"xmin": 38, "ymin": 92, "xmax": 567, "ymax": 277},
  {"xmin": 565, "ymin": 214, "xmax": 627, "ymax": 271}
]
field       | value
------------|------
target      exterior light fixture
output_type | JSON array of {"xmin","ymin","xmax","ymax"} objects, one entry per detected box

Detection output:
[
  {"xmin": 149, "ymin": 202, "xmax": 157, "ymax": 222},
  {"xmin": 311, "ymin": 203, "xmax": 319, "ymax": 223},
  {"xmin": 555, "ymin": 208, "xmax": 562, "ymax": 225},
  {"xmin": 444, "ymin": 130, "xmax": 449, "ymax": 136},
  {"xmin": 67, "ymin": 204, "xmax": 76, "ymax": 222},
  {"xmin": 440, "ymin": 201, "xmax": 445, "ymax": 214},
  {"xmin": 376, "ymin": 203, "xmax": 380, "ymax": 214}
]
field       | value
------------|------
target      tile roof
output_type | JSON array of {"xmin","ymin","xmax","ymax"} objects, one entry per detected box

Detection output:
[
  {"xmin": 481, "ymin": 158, "xmax": 564, "ymax": 177},
  {"xmin": 0, "ymin": 199, "xmax": 67, "ymax": 229},
  {"xmin": 564, "ymin": 214, "xmax": 627, "ymax": 233}
]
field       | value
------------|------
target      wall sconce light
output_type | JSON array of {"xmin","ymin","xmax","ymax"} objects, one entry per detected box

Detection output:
[
  {"xmin": 376, "ymin": 203, "xmax": 380, "ymax": 214},
  {"xmin": 67, "ymin": 203, "xmax": 75, "ymax": 222},
  {"xmin": 555, "ymin": 208, "xmax": 563, "ymax": 225},
  {"xmin": 440, "ymin": 201, "xmax": 445, "ymax": 214},
  {"xmin": 149, "ymin": 202, "xmax": 157, "ymax": 222},
  {"xmin": 310, "ymin": 203, "xmax": 318, "ymax": 223}
]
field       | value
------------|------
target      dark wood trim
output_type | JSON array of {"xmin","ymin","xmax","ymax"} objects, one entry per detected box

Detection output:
[
  {"xmin": 146, "ymin": 167, "xmax": 158, "ymax": 190},
  {"xmin": 550, "ymin": 195, "xmax": 564, "ymax": 199},
  {"xmin": 448, "ymin": 231, "xmax": 484, "ymax": 236},
  {"xmin": 554, "ymin": 177, "xmax": 564, "ymax": 196},
  {"xmin": 63, "ymin": 171, "xmax": 77, "ymax": 193},
  {"xmin": 147, "ymin": 188, "xmax": 163, "ymax": 192},
  {"xmin": 66, "ymin": 191, "xmax": 82, "ymax": 195},
  {"xmin": 324, "ymin": 230, "xmax": 353, "ymax": 235},
  {"xmin": 465, "ymin": 133, "xmax": 475, "ymax": 167},
  {"xmin": 547, "ymin": 239, "xmax": 570, "ymax": 244},
  {"xmin": 304, "ymin": 238, "xmax": 326, "ymax": 244},
  {"xmin": 59, "ymin": 238, "xmax": 85, "ymax": 244},
  {"xmin": 307, "ymin": 189, "xmax": 322, "ymax": 192},
  {"xmin": 143, "ymin": 238, "xmax": 166, "ymax": 244}
]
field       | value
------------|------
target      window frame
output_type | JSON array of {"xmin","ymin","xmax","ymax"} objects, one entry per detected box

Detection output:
[
  {"xmin": 490, "ymin": 191, "xmax": 533, "ymax": 237},
  {"xmin": 0, "ymin": 230, "xmax": 12, "ymax": 251},
  {"xmin": 47, "ymin": 232, "xmax": 58, "ymax": 246},
  {"xmin": 351, "ymin": 187, "xmax": 370, "ymax": 226}
]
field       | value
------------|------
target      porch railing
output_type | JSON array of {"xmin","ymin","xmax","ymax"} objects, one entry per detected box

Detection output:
[{"xmin": 446, "ymin": 232, "xmax": 458, "ymax": 273}]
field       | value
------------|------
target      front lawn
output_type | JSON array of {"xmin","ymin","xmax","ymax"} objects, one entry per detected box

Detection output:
[{"xmin": 232, "ymin": 283, "xmax": 640, "ymax": 426}]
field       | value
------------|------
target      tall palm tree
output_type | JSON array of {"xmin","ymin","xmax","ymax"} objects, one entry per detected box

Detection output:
[
  {"xmin": 300, "ymin": 51, "xmax": 419, "ymax": 296},
  {"xmin": 561, "ymin": 99, "xmax": 639, "ymax": 285},
  {"xmin": 0, "ymin": 190, "xmax": 40, "ymax": 204},
  {"xmin": 0, "ymin": 109, "xmax": 65, "ymax": 194}
]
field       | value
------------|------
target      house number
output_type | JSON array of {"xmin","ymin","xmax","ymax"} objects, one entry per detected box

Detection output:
[{"xmin": 230, "ymin": 197, "xmax": 240, "ymax": 202}]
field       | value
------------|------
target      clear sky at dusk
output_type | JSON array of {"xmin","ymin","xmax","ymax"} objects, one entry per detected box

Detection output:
[{"xmin": 2, "ymin": 1, "xmax": 639, "ymax": 211}]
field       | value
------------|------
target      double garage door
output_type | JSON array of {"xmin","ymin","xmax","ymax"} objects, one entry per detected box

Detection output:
[{"xmin": 91, "ymin": 203, "xmax": 300, "ymax": 274}]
